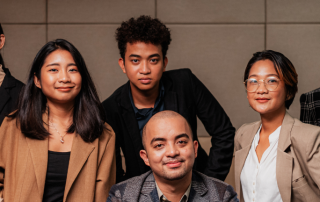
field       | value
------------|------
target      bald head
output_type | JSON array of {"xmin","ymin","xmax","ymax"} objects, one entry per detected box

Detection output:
[{"xmin": 142, "ymin": 110, "xmax": 193, "ymax": 149}]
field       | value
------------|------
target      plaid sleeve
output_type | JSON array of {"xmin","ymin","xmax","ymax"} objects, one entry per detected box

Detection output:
[{"xmin": 300, "ymin": 87, "xmax": 320, "ymax": 126}]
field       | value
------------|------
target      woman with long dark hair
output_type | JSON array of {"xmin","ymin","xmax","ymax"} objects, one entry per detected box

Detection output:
[
  {"xmin": 0, "ymin": 39, "xmax": 116, "ymax": 201},
  {"xmin": 234, "ymin": 50, "xmax": 320, "ymax": 202},
  {"xmin": 0, "ymin": 23, "xmax": 24, "ymax": 126}
]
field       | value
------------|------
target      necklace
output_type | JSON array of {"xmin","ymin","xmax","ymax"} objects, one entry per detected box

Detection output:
[{"xmin": 49, "ymin": 121, "xmax": 67, "ymax": 143}]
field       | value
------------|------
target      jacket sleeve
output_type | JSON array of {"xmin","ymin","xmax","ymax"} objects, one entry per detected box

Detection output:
[
  {"xmin": 305, "ymin": 128, "xmax": 320, "ymax": 189},
  {"xmin": 189, "ymin": 70, "xmax": 235, "ymax": 181},
  {"xmin": 94, "ymin": 127, "xmax": 116, "ymax": 202},
  {"xmin": 103, "ymin": 103, "xmax": 125, "ymax": 183},
  {"xmin": 0, "ymin": 118, "xmax": 9, "ymax": 201}
]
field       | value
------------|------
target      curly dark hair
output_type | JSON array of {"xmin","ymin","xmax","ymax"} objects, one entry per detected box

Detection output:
[{"xmin": 116, "ymin": 15, "xmax": 171, "ymax": 60}]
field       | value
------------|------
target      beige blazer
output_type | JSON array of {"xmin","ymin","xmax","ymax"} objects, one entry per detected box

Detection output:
[
  {"xmin": 234, "ymin": 112, "xmax": 320, "ymax": 202},
  {"xmin": 0, "ymin": 116, "xmax": 116, "ymax": 202}
]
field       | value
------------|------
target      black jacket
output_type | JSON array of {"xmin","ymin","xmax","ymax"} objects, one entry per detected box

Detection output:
[
  {"xmin": 102, "ymin": 69, "xmax": 235, "ymax": 182},
  {"xmin": 300, "ymin": 87, "xmax": 320, "ymax": 126},
  {"xmin": 0, "ymin": 66, "xmax": 24, "ymax": 126}
]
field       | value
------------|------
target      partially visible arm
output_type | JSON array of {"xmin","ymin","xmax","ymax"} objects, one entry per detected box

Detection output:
[
  {"xmin": 94, "ymin": 128, "xmax": 116, "ymax": 202},
  {"xmin": 190, "ymin": 71, "xmax": 235, "ymax": 180},
  {"xmin": 103, "ymin": 103, "xmax": 125, "ymax": 183},
  {"xmin": 0, "ymin": 118, "xmax": 9, "ymax": 201},
  {"xmin": 305, "ymin": 129, "xmax": 320, "ymax": 189}
]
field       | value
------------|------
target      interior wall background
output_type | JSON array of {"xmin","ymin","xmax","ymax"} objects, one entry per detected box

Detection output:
[{"xmin": 1, "ymin": 0, "xmax": 320, "ymax": 187}]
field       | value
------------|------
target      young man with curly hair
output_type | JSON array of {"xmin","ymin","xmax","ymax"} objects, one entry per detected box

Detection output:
[{"xmin": 102, "ymin": 15, "xmax": 235, "ymax": 183}]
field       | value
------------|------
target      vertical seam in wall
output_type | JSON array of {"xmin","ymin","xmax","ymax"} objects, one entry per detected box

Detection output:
[
  {"xmin": 264, "ymin": 0, "xmax": 267, "ymax": 50},
  {"xmin": 155, "ymin": 0, "xmax": 157, "ymax": 18},
  {"xmin": 46, "ymin": 0, "xmax": 48, "ymax": 42}
]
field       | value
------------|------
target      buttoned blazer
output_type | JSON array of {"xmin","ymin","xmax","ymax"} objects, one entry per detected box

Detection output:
[
  {"xmin": 300, "ymin": 87, "xmax": 320, "ymax": 126},
  {"xmin": 107, "ymin": 170, "xmax": 239, "ymax": 202},
  {"xmin": 0, "ymin": 66, "xmax": 24, "ymax": 126},
  {"xmin": 0, "ymin": 116, "xmax": 116, "ymax": 202},
  {"xmin": 234, "ymin": 112, "xmax": 320, "ymax": 202},
  {"xmin": 102, "ymin": 68, "xmax": 235, "ymax": 182}
]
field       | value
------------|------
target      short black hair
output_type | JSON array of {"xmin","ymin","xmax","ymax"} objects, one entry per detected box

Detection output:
[
  {"xmin": 9, "ymin": 39, "xmax": 106, "ymax": 142},
  {"xmin": 0, "ymin": 24, "xmax": 3, "ymax": 35},
  {"xmin": 116, "ymin": 15, "xmax": 171, "ymax": 60},
  {"xmin": 244, "ymin": 50, "xmax": 298, "ymax": 109},
  {"xmin": 0, "ymin": 23, "xmax": 5, "ymax": 69}
]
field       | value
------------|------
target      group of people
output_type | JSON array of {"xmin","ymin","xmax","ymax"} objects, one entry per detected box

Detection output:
[{"xmin": 0, "ymin": 15, "xmax": 319, "ymax": 202}]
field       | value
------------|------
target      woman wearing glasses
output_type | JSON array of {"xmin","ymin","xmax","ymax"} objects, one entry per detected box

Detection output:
[
  {"xmin": 0, "ymin": 39, "xmax": 116, "ymax": 201},
  {"xmin": 234, "ymin": 50, "xmax": 320, "ymax": 202}
]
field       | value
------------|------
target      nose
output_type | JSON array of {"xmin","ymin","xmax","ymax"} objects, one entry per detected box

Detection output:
[
  {"xmin": 165, "ymin": 143, "xmax": 180, "ymax": 158},
  {"xmin": 139, "ymin": 61, "xmax": 151, "ymax": 75},
  {"xmin": 256, "ymin": 80, "xmax": 268, "ymax": 94},
  {"xmin": 58, "ymin": 69, "xmax": 71, "ymax": 83}
]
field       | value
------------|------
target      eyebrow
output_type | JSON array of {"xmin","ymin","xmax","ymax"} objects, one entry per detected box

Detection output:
[
  {"xmin": 249, "ymin": 74, "xmax": 279, "ymax": 78},
  {"xmin": 128, "ymin": 54, "xmax": 161, "ymax": 58},
  {"xmin": 149, "ymin": 133, "xmax": 190, "ymax": 145},
  {"xmin": 46, "ymin": 63, "xmax": 76, "ymax": 67}
]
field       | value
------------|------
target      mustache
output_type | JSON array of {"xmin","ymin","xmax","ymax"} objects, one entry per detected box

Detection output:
[{"xmin": 162, "ymin": 157, "xmax": 185, "ymax": 164}]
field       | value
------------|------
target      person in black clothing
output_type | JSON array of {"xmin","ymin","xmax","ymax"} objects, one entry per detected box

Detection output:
[
  {"xmin": 102, "ymin": 15, "xmax": 235, "ymax": 183},
  {"xmin": 0, "ymin": 23, "xmax": 24, "ymax": 126}
]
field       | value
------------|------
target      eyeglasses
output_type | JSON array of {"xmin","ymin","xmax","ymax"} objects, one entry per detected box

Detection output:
[{"xmin": 244, "ymin": 77, "xmax": 281, "ymax": 92}]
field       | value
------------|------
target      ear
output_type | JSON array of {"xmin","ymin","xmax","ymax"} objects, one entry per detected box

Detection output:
[
  {"xmin": 139, "ymin": 150, "xmax": 150, "ymax": 167},
  {"xmin": 118, "ymin": 58, "xmax": 126, "ymax": 74},
  {"xmin": 0, "ymin": 34, "xmax": 5, "ymax": 49},
  {"xmin": 193, "ymin": 140, "xmax": 199, "ymax": 158},
  {"xmin": 163, "ymin": 57, "xmax": 168, "ymax": 72},
  {"xmin": 34, "ymin": 73, "xmax": 42, "ymax": 89}
]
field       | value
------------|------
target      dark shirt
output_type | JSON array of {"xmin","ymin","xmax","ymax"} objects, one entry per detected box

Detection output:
[
  {"xmin": 129, "ymin": 82, "xmax": 165, "ymax": 136},
  {"xmin": 43, "ymin": 151, "xmax": 70, "ymax": 202}
]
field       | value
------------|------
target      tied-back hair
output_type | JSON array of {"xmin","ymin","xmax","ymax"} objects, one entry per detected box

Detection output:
[{"xmin": 9, "ymin": 39, "xmax": 106, "ymax": 142}]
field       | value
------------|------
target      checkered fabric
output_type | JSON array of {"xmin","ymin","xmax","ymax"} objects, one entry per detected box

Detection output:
[{"xmin": 300, "ymin": 87, "xmax": 320, "ymax": 126}]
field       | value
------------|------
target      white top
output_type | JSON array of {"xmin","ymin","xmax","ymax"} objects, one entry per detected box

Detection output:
[{"xmin": 240, "ymin": 125, "xmax": 282, "ymax": 202}]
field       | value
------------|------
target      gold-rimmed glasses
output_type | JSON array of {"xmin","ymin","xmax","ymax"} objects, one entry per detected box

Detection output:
[{"xmin": 244, "ymin": 76, "xmax": 281, "ymax": 92}]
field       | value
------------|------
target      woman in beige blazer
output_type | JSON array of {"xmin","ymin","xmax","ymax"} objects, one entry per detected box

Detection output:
[
  {"xmin": 0, "ymin": 39, "xmax": 116, "ymax": 202},
  {"xmin": 234, "ymin": 50, "xmax": 320, "ymax": 202}
]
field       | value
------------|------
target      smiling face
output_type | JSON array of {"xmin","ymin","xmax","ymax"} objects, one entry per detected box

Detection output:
[
  {"xmin": 140, "ymin": 115, "xmax": 198, "ymax": 182},
  {"xmin": 34, "ymin": 49, "xmax": 82, "ymax": 105},
  {"xmin": 247, "ymin": 59, "xmax": 287, "ymax": 115},
  {"xmin": 119, "ymin": 42, "xmax": 168, "ymax": 94}
]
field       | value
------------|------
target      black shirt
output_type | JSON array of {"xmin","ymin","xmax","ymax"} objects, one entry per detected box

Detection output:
[
  {"xmin": 129, "ymin": 82, "xmax": 165, "ymax": 136},
  {"xmin": 43, "ymin": 151, "xmax": 70, "ymax": 202}
]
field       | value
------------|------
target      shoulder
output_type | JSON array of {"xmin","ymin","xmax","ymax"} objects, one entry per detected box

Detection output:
[
  {"xmin": 291, "ymin": 118, "xmax": 320, "ymax": 147},
  {"xmin": 99, "ymin": 123, "xmax": 116, "ymax": 144},
  {"xmin": 101, "ymin": 83, "xmax": 126, "ymax": 110},
  {"xmin": 108, "ymin": 171, "xmax": 152, "ymax": 200},
  {"xmin": 193, "ymin": 171, "xmax": 237, "ymax": 200},
  {"xmin": 235, "ymin": 121, "xmax": 260, "ymax": 140}
]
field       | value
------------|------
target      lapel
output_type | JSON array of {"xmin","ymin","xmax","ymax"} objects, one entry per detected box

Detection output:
[
  {"xmin": 162, "ymin": 74, "xmax": 178, "ymax": 112},
  {"xmin": 26, "ymin": 136, "xmax": 48, "ymax": 198},
  {"xmin": 234, "ymin": 121, "xmax": 260, "ymax": 200},
  {"xmin": 118, "ymin": 82, "xmax": 145, "ymax": 169},
  {"xmin": 276, "ymin": 112, "xmax": 294, "ymax": 202},
  {"xmin": 189, "ymin": 172, "xmax": 209, "ymax": 202},
  {"xmin": 0, "ymin": 72, "xmax": 16, "ymax": 113},
  {"xmin": 64, "ymin": 133, "xmax": 95, "ymax": 199}
]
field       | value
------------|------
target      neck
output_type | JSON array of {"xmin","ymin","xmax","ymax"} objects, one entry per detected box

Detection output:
[
  {"xmin": 260, "ymin": 107, "xmax": 286, "ymax": 135},
  {"xmin": 47, "ymin": 100, "xmax": 74, "ymax": 127},
  {"xmin": 130, "ymin": 82, "xmax": 160, "ymax": 109},
  {"xmin": 154, "ymin": 171, "xmax": 192, "ymax": 202}
]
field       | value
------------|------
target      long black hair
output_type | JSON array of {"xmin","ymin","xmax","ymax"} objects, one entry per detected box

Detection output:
[
  {"xmin": 10, "ymin": 39, "xmax": 106, "ymax": 142},
  {"xmin": 0, "ymin": 23, "xmax": 5, "ymax": 69}
]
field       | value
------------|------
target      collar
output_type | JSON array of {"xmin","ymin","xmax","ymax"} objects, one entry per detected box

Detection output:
[
  {"xmin": 155, "ymin": 181, "xmax": 191, "ymax": 202},
  {"xmin": 253, "ymin": 125, "xmax": 281, "ymax": 149},
  {"xmin": 128, "ymin": 81, "xmax": 165, "ymax": 116},
  {"xmin": 0, "ymin": 64, "xmax": 5, "ymax": 86}
]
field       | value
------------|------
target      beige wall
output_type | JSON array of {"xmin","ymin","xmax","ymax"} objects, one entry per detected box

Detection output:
[{"xmin": 1, "ymin": 0, "xmax": 320, "ymax": 187}]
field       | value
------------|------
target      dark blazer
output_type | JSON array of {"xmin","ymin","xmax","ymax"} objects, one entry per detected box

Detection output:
[
  {"xmin": 102, "ymin": 68, "xmax": 235, "ymax": 182},
  {"xmin": 107, "ymin": 170, "xmax": 239, "ymax": 202},
  {"xmin": 300, "ymin": 87, "xmax": 320, "ymax": 126},
  {"xmin": 0, "ymin": 66, "xmax": 24, "ymax": 126}
]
